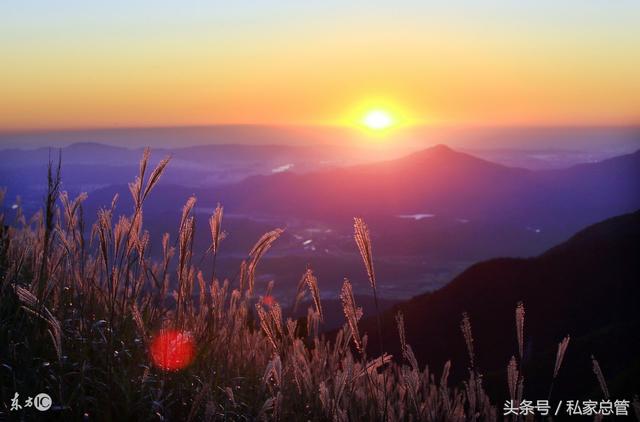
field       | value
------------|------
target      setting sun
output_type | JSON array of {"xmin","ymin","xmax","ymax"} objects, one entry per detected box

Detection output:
[
  {"xmin": 362, "ymin": 110, "xmax": 394, "ymax": 130},
  {"xmin": 342, "ymin": 99, "xmax": 413, "ymax": 133}
]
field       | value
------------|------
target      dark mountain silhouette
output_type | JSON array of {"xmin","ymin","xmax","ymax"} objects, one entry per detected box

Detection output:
[{"xmin": 358, "ymin": 210, "xmax": 640, "ymax": 400}]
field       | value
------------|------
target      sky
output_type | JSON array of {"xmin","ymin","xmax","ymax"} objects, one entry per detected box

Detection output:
[{"xmin": 1, "ymin": 1, "xmax": 639, "ymax": 131}]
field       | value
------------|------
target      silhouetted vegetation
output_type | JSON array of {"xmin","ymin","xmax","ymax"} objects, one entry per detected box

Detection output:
[{"xmin": 1, "ymin": 151, "xmax": 638, "ymax": 421}]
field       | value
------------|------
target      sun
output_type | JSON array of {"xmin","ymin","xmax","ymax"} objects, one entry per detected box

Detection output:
[
  {"xmin": 362, "ymin": 110, "xmax": 394, "ymax": 130},
  {"xmin": 342, "ymin": 99, "xmax": 412, "ymax": 134}
]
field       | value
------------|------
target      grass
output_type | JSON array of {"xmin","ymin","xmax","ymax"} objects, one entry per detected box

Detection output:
[{"xmin": 0, "ymin": 149, "xmax": 638, "ymax": 421}]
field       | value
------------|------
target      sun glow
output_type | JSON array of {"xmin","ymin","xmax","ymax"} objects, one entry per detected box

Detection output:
[
  {"xmin": 341, "ymin": 98, "xmax": 415, "ymax": 136},
  {"xmin": 362, "ymin": 110, "xmax": 394, "ymax": 130}
]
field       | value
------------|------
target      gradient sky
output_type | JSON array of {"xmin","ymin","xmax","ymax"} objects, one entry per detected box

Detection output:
[{"xmin": 1, "ymin": 1, "xmax": 639, "ymax": 130}]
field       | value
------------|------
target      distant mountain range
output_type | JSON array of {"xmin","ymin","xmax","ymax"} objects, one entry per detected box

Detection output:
[
  {"xmin": 3, "ymin": 142, "xmax": 638, "ymax": 229},
  {"xmin": 0, "ymin": 142, "xmax": 400, "ymax": 209},
  {"xmin": 0, "ymin": 141, "xmax": 389, "ymax": 171},
  {"xmin": 68, "ymin": 144, "xmax": 638, "ymax": 261},
  {"xmin": 2, "ymin": 125, "xmax": 637, "ymax": 159},
  {"xmin": 207, "ymin": 144, "xmax": 640, "ymax": 235},
  {"xmin": 357, "ymin": 210, "xmax": 640, "ymax": 400},
  {"xmin": 2, "ymin": 142, "xmax": 638, "ymax": 300}
]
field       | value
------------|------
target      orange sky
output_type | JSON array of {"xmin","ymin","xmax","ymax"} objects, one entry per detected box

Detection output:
[{"xmin": 1, "ymin": 2, "xmax": 639, "ymax": 130}]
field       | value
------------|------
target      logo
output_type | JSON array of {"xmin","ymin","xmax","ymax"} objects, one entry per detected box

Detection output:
[{"xmin": 34, "ymin": 393, "xmax": 52, "ymax": 411}]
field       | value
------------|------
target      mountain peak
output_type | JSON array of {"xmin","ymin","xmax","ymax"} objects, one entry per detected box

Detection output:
[
  {"xmin": 427, "ymin": 144, "xmax": 453, "ymax": 153},
  {"xmin": 415, "ymin": 144, "xmax": 455, "ymax": 156},
  {"xmin": 402, "ymin": 144, "xmax": 468, "ymax": 163}
]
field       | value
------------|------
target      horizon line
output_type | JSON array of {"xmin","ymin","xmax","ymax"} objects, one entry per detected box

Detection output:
[{"xmin": 2, "ymin": 122, "xmax": 640, "ymax": 135}]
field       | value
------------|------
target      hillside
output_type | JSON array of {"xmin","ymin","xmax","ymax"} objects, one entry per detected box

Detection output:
[{"xmin": 359, "ymin": 210, "xmax": 640, "ymax": 400}]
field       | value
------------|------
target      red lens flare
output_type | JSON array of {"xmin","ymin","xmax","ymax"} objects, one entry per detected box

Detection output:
[
  {"xmin": 262, "ymin": 295, "xmax": 276, "ymax": 307},
  {"xmin": 150, "ymin": 329, "xmax": 195, "ymax": 371}
]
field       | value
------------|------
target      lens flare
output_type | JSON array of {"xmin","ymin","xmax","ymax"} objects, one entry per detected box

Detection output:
[
  {"xmin": 150, "ymin": 329, "xmax": 195, "ymax": 371},
  {"xmin": 261, "ymin": 295, "xmax": 276, "ymax": 307}
]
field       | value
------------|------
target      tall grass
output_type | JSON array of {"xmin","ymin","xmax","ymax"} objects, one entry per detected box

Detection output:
[{"xmin": 0, "ymin": 150, "xmax": 636, "ymax": 421}]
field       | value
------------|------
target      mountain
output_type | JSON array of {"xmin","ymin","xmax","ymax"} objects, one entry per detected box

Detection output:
[
  {"xmin": 7, "ymin": 143, "xmax": 638, "ymax": 233},
  {"xmin": 4, "ymin": 143, "xmax": 638, "ymax": 301},
  {"xmin": 209, "ymin": 145, "xmax": 640, "ymax": 231},
  {"xmin": 0, "ymin": 140, "xmax": 398, "ymax": 172},
  {"xmin": 76, "ymin": 145, "xmax": 639, "ymax": 287},
  {"xmin": 215, "ymin": 144, "xmax": 529, "ymax": 219},
  {"xmin": 0, "ymin": 142, "xmax": 402, "ymax": 207},
  {"xmin": 357, "ymin": 210, "xmax": 640, "ymax": 399}
]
